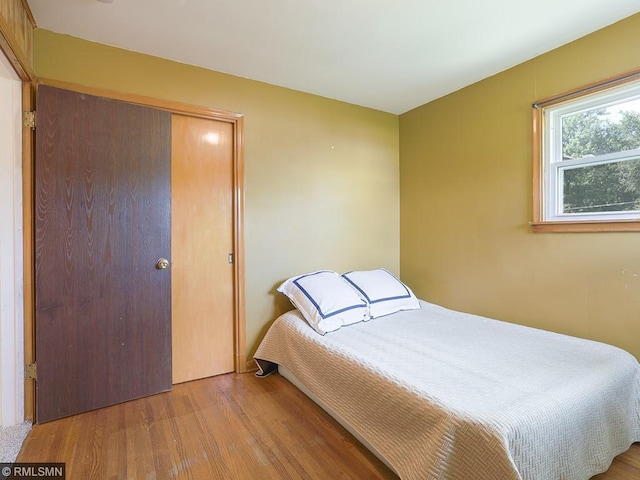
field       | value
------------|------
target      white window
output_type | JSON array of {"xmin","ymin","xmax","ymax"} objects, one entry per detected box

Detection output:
[{"xmin": 533, "ymin": 73, "xmax": 640, "ymax": 232}]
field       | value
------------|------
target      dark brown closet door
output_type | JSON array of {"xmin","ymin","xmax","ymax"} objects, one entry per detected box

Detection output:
[{"xmin": 35, "ymin": 85, "xmax": 172, "ymax": 423}]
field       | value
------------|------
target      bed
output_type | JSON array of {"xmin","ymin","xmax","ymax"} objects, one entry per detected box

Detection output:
[{"xmin": 254, "ymin": 269, "xmax": 640, "ymax": 480}]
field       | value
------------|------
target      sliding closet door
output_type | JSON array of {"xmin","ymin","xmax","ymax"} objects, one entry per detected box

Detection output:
[
  {"xmin": 35, "ymin": 85, "xmax": 173, "ymax": 422},
  {"xmin": 171, "ymin": 114, "xmax": 235, "ymax": 383}
]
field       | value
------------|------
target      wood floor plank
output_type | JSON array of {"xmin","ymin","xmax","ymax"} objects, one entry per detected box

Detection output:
[
  {"xmin": 16, "ymin": 373, "xmax": 639, "ymax": 479},
  {"xmin": 592, "ymin": 443, "xmax": 640, "ymax": 479}
]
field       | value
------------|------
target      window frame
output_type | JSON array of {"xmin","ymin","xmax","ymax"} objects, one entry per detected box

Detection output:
[{"xmin": 532, "ymin": 69, "xmax": 640, "ymax": 233}]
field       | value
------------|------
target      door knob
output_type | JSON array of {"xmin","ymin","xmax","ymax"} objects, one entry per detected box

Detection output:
[{"xmin": 156, "ymin": 258, "xmax": 170, "ymax": 270}]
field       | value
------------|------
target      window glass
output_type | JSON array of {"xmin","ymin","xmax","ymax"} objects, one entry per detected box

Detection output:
[
  {"xmin": 561, "ymin": 158, "xmax": 640, "ymax": 214},
  {"xmin": 535, "ymin": 75, "xmax": 640, "ymax": 228},
  {"xmin": 561, "ymin": 98, "xmax": 640, "ymax": 160}
]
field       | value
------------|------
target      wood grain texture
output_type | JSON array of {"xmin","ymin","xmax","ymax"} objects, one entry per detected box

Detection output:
[
  {"xmin": 16, "ymin": 372, "xmax": 639, "ymax": 479},
  {"xmin": 232, "ymin": 115, "xmax": 246, "ymax": 373},
  {"xmin": 171, "ymin": 114, "xmax": 235, "ymax": 383},
  {"xmin": 531, "ymin": 106, "xmax": 542, "ymax": 224},
  {"xmin": 593, "ymin": 443, "xmax": 640, "ymax": 479},
  {"xmin": 0, "ymin": 0, "xmax": 35, "ymax": 80},
  {"xmin": 23, "ymin": 80, "xmax": 247, "ymax": 421},
  {"xmin": 23, "ymin": 79, "xmax": 35, "ymax": 421},
  {"xmin": 17, "ymin": 373, "xmax": 397, "ymax": 479},
  {"xmin": 531, "ymin": 220, "xmax": 640, "ymax": 232},
  {"xmin": 34, "ymin": 85, "xmax": 173, "ymax": 422},
  {"xmin": 34, "ymin": 78, "xmax": 247, "ymax": 375},
  {"xmin": 38, "ymin": 78, "xmax": 243, "ymax": 122}
]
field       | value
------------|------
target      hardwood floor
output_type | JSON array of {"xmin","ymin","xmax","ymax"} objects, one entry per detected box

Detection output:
[
  {"xmin": 17, "ymin": 373, "xmax": 640, "ymax": 479},
  {"xmin": 18, "ymin": 373, "xmax": 395, "ymax": 479},
  {"xmin": 593, "ymin": 443, "xmax": 640, "ymax": 479}
]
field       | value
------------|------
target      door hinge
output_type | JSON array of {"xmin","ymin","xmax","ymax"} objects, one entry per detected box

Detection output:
[
  {"xmin": 228, "ymin": 253, "xmax": 234, "ymax": 264},
  {"xmin": 23, "ymin": 111, "xmax": 36, "ymax": 129},
  {"xmin": 25, "ymin": 363, "xmax": 37, "ymax": 381}
]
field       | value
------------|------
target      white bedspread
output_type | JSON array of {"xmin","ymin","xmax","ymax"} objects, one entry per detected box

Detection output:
[{"xmin": 254, "ymin": 300, "xmax": 640, "ymax": 480}]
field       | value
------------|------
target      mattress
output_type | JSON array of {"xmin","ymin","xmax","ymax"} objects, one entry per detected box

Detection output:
[{"xmin": 254, "ymin": 300, "xmax": 640, "ymax": 480}]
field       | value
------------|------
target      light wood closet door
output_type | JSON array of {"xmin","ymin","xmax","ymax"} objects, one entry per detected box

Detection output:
[{"xmin": 171, "ymin": 114, "xmax": 235, "ymax": 383}]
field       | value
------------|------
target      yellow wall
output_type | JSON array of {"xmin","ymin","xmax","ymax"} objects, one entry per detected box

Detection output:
[
  {"xmin": 36, "ymin": 11, "xmax": 640, "ymax": 365},
  {"xmin": 400, "ymin": 13, "xmax": 640, "ymax": 359},
  {"xmin": 34, "ymin": 29, "xmax": 400, "ymax": 360}
]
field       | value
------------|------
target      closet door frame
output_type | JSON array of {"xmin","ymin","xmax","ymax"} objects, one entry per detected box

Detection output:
[{"xmin": 32, "ymin": 77, "xmax": 247, "ymax": 380}]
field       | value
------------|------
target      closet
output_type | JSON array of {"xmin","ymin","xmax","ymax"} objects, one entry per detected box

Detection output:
[
  {"xmin": 171, "ymin": 114, "xmax": 235, "ymax": 383},
  {"xmin": 34, "ymin": 84, "xmax": 243, "ymax": 422}
]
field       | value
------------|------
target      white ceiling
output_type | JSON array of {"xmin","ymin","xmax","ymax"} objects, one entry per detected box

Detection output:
[{"xmin": 26, "ymin": 0, "xmax": 640, "ymax": 114}]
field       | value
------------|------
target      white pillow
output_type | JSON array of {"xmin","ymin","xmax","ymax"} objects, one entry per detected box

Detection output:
[
  {"xmin": 341, "ymin": 268, "xmax": 420, "ymax": 318},
  {"xmin": 277, "ymin": 270, "xmax": 369, "ymax": 334}
]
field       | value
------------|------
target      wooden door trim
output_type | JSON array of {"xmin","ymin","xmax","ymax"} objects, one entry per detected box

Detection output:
[
  {"xmin": 22, "ymin": 80, "xmax": 35, "ymax": 421},
  {"xmin": 32, "ymin": 78, "xmax": 247, "ymax": 376},
  {"xmin": 37, "ymin": 78, "xmax": 243, "ymax": 121}
]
